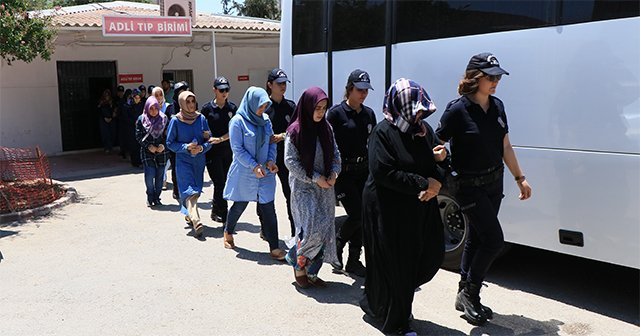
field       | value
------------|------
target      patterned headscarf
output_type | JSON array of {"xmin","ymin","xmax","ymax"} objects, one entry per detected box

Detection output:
[
  {"xmin": 177, "ymin": 90, "xmax": 200, "ymax": 125},
  {"xmin": 237, "ymin": 87, "xmax": 272, "ymax": 150},
  {"xmin": 142, "ymin": 96, "xmax": 167, "ymax": 139},
  {"xmin": 383, "ymin": 78, "xmax": 437, "ymax": 137},
  {"xmin": 286, "ymin": 87, "xmax": 334, "ymax": 178}
]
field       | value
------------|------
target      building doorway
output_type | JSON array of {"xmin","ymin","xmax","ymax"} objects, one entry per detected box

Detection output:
[{"xmin": 57, "ymin": 61, "xmax": 117, "ymax": 151}]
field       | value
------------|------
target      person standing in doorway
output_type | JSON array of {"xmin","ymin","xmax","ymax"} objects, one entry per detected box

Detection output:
[
  {"xmin": 117, "ymin": 88, "xmax": 132, "ymax": 159},
  {"xmin": 202, "ymin": 76, "xmax": 237, "ymax": 223},
  {"xmin": 264, "ymin": 68, "xmax": 297, "ymax": 237},
  {"xmin": 326, "ymin": 69, "xmax": 377, "ymax": 277},
  {"xmin": 97, "ymin": 88, "xmax": 116, "ymax": 154},
  {"xmin": 436, "ymin": 53, "xmax": 532, "ymax": 325},
  {"xmin": 166, "ymin": 91, "xmax": 212, "ymax": 238}
]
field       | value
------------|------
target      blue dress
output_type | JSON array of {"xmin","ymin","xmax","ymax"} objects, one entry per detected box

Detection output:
[
  {"xmin": 223, "ymin": 114, "xmax": 277, "ymax": 203},
  {"xmin": 166, "ymin": 114, "xmax": 211, "ymax": 215}
]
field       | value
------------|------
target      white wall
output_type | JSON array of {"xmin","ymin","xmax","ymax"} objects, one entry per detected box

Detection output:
[{"xmin": 0, "ymin": 37, "xmax": 278, "ymax": 154}]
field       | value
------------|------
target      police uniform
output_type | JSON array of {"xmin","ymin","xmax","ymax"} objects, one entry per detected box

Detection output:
[
  {"xmin": 265, "ymin": 96, "xmax": 296, "ymax": 236},
  {"xmin": 202, "ymin": 98, "xmax": 237, "ymax": 222},
  {"xmin": 327, "ymin": 98, "xmax": 377, "ymax": 272}
]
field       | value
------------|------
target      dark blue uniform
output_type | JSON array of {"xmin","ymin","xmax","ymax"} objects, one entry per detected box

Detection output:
[
  {"xmin": 327, "ymin": 100, "xmax": 377, "ymax": 269},
  {"xmin": 265, "ymin": 97, "xmax": 296, "ymax": 236},
  {"xmin": 202, "ymin": 99, "xmax": 237, "ymax": 222},
  {"xmin": 436, "ymin": 95, "xmax": 508, "ymax": 286}
]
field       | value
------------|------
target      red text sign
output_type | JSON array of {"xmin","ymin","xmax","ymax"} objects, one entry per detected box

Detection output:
[
  {"xmin": 103, "ymin": 15, "xmax": 192, "ymax": 37},
  {"xmin": 237, "ymin": 75, "xmax": 249, "ymax": 81},
  {"xmin": 119, "ymin": 74, "xmax": 144, "ymax": 83}
]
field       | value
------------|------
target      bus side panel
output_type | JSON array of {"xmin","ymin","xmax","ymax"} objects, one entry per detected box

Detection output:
[
  {"xmin": 291, "ymin": 53, "xmax": 328, "ymax": 102},
  {"xmin": 279, "ymin": 0, "xmax": 293, "ymax": 93},
  {"xmin": 331, "ymin": 47, "xmax": 386, "ymax": 112},
  {"xmin": 502, "ymin": 149, "xmax": 639, "ymax": 269}
]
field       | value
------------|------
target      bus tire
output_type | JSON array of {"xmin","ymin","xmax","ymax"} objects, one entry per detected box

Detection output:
[{"xmin": 437, "ymin": 187, "xmax": 467, "ymax": 271}]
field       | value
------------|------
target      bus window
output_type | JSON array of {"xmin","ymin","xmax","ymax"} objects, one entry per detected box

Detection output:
[
  {"xmin": 331, "ymin": 0, "xmax": 386, "ymax": 51},
  {"xmin": 292, "ymin": 0, "xmax": 327, "ymax": 55},
  {"xmin": 561, "ymin": 0, "xmax": 639, "ymax": 25}
]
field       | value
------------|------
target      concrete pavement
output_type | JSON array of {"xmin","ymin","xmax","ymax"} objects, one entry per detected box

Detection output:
[{"xmin": 0, "ymin": 151, "xmax": 638, "ymax": 335}]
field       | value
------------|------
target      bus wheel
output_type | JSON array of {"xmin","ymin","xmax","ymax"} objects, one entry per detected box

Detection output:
[{"xmin": 438, "ymin": 189, "xmax": 468, "ymax": 271}]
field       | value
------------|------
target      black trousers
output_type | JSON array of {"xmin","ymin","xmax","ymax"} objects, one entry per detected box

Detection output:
[
  {"xmin": 205, "ymin": 153, "xmax": 233, "ymax": 221},
  {"xmin": 169, "ymin": 152, "xmax": 179, "ymax": 199},
  {"xmin": 335, "ymin": 167, "xmax": 368, "ymax": 253},
  {"xmin": 456, "ymin": 179, "xmax": 505, "ymax": 285}
]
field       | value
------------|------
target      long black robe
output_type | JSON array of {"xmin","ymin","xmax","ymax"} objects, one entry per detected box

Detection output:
[{"xmin": 360, "ymin": 120, "xmax": 444, "ymax": 333}]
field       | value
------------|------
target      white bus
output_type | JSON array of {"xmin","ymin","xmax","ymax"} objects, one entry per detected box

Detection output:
[{"xmin": 279, "ymin": 0, "xmax": 640, "ymax": 270}]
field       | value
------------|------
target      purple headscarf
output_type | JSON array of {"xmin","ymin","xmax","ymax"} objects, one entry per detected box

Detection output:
[
  {"xmin": 142, "ymin": 96, "xmax": 167, "ymax": 139},
  {"xmin": 287, "ymin": 87, "xmax": 334, "ymax": 178}
]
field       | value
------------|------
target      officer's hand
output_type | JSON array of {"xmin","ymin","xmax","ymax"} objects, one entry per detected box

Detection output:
[
  {"xmin": 433, "ymin": 145, "xmax": 447, "ymax": 162},
  {"xmin": 210, "ymin": 137, "xmax": 223, "ymax": 144},
  {"xmin": 517, "ymin": 180, "xmax": 532, "ymax": 200},
  {"xmin": 327, "ymin": 172, "xmax": 337, "ymax": 186}
]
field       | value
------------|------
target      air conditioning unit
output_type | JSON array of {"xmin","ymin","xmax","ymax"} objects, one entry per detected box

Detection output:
[{"xmin": 159, "ymin": 0, "xmax": 196, "ymax": 22}]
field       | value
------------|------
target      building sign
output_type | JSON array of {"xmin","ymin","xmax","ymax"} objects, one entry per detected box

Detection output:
[
  {"xmin": 160, "ymin": 0, "xmax": 196, "ymax": 23},
  {"xmin": 119, "ymin": 74, "xmax": 144, "ymax": 83},
  {"xmin": 102, "ymin": 15, "xmax": 192, "ymax": 37},
  {"xmin": 237, "ymin": 75, "xmax": 250, "ymax": 81}
]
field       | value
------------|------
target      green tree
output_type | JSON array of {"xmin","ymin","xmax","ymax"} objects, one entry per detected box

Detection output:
[
  {"xmin": 0, "ymin": 1, "xmax": 56, "ymax": 65},
  {"xmin": 224, "ymin": 0, "xmax": 280, "ymax": 20}
]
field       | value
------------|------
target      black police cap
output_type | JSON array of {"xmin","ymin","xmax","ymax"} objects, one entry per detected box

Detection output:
[
  {"xmin": 268, "ymin": 68, "xmax": 290, "ymax": 83},
  {"xmin": 466, "ymin": 52, "xmax": 509, "ymax": 76},
  {"xmin": 213, "ymin": 76, "xmax": 230, "ymax": 90},
  {"xmin": 348, "ymin": 69, "xmax": 373, "ymax": 90}
]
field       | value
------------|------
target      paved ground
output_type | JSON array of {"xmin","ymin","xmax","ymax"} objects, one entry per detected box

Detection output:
[{"xmin": 0, "ymin": 151, "xmax": 638, "ymax": 335}]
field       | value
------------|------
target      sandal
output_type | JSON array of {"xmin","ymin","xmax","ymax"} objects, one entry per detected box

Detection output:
[
  {"xmin": 294, "ymin": 269, "xmax": 310, "ymax": 288},
  {"xmin": 307, "ymin": 275, "xmax": 327, "ymax": 288},
  {"xmin": 223, "ymin": 231, "xmax": 235, "ymax": 249},
  {"xmin": 270, "ymin": 248, "xmax": 286, "ymax": 261},
  {"xmin": 194, "ymin": 223, "xmax": 204, "ymax": 238}
]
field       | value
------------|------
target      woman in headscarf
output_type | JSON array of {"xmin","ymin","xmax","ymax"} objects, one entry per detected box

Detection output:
[
  {"xmin": 128, "ymin": 89, "xmax": 145, "ymax": 168},
  {"xmin": 283, "ymin": 87, "xmax": 341, "ymax": 288},
  {"xmin": 166, "ymin": 91, "xmax": 212, "ymax": 238},
  {"xmin": 223, "ymin": 86, "xmax": 286, "ymax": 260},
  {"xmin": 360, "ymin": 79, "xmax": 446, "ymax": 335},
  {"xmin": 151, "ymin": 86, "xmax": 170, "ymax": 114},
  {"xmin": 135, "ymin": 96, "xmax": 168, "ymax": 207}
]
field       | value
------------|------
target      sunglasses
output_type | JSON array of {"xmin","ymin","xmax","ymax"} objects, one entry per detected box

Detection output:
[
  {"xmin": 217, "ymin": 88, "xmax": 229, "ymax": 93},
  {"xmin": 485, "ymin": 74, "xmax": 502, "ymax": 82}
]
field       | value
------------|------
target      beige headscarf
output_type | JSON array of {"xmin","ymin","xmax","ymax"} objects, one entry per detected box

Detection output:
[{"xmin": 176, "ymin": 90, "xmax": 200, "ymax": 125}]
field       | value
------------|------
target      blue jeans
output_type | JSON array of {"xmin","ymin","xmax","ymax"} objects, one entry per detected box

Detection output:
[
  {"xmin": 225, "ymin": 201, "xmax": 279, "ymax": 250},
  {"xmin": 143, "ymin": 164, "xmax": 164, "ymax": 204},
  {"xmin": 285, "ymin": 231, "xmax": 324, "ymax": 277}
]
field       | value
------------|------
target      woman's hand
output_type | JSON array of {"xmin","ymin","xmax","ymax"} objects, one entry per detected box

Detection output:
[
  {"xmin": 517, "ymin": 179, "xmax": 532, "ymax": 200},
  {"xmin": 148, "ymin": 145, "xmax": 157, "ymax": 153},
  {"xmin": 254, "ymin": 165, "xmax": 266, "ymax": 178},
  {"xmin": 418, "ymin": 178, "xmax": 442, "ymax": 202},
  {"xmin": 433, "ymin": 145, "xmax": 447, "ymax": 162},
  {"xmin": 326, "ymin": 172, "xmax": 338, "ymax": 186},
  {"xmin": 270, "ymin": 133, "xmax": 285, "ymax": 144},
  {"xmin": 316, "ymin": 176, "xmax": 331, "ymax": 189},
  {"xmin": 156, "ymin": 144, "xmax": 165, "ymax": 153},
  {"xmin": 266, "ymin": 161, "xmax": 279, "ymax": 174}
]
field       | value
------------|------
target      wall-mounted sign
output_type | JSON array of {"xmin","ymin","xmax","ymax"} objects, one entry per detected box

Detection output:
[
  {"xmin": 119, "ymin": 74, "xmax": 144, "ymax": 83},
  {"xmin": 102, "ymin": 15, "xmax": 192, "ymax": 37},
  {"xmin": 160, "ymin": 0, "xmax": 196, "ymax": 23},
  {"xmin": 237, "ymin": 75, "xmax": 250, "ymax": 81}
]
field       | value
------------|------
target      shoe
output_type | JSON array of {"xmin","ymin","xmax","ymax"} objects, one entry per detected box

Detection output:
[
  {"xmin": 194, "ymin": 223, "xmax": 204, "ymax": 238},
  {"xmin": 185, "ymin": 216, "xmax": 193, "ymax": 227},
  {"xmin": 270, "ymin": 248, "xmax": 286, "ymax": 261},
  {"xmin": 307, "ymin": 275, "xmax": 327, "ymax": 288},
  {"xmin": 259, "ymin": 230, "xmax": 266, "ymax": 241},
  {"xmin": 210, "ymin": 212, "xmax": 223, "ymax": 223},
  {"xmin": 457, "ymin": 282, "xmax": 487, "ymax": 326},
  {"xmin": 345, "ymin": 259, "xmax": 366, "ymax": 278},
  {"xmin": 162, "ymin": 181, "xmax": 168, "ymax": 190},
  {"xmin": 146, "ymin": 200, "xmax": 152, "ymax": 207},
  {"xmin": 331, "ymin": 239, "xmax": 345, "ymax": 271},
  {"xmin": 294, "ymin": 269, "xmax": 310, "ymax": 288},
  {"xmin": 223, "ymin": 231, "xmax": 235, "ymax": 249},
  {"xmin": 154, "ymin": 200, "xmax": 163, "ymax": 206},
  {"xmin": 455, "ymin": 280, "xmax": 493, "ymax": 319}
]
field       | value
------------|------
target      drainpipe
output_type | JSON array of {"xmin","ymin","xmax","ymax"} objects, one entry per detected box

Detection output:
[{"xmin": 211, "ymin": 30, "xmax": 218, "ymax": 78}]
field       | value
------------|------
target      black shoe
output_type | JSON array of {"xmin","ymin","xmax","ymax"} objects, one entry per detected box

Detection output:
[
  {"xmin": 154, "ymin": 200, "xmax": 163, "ymax": 206},
  {"xmin": 345, "ymin": 259, "xmax": 366, "ymax": 277},
  {"xmin": 331, "ymin": 239, "xmax": 345, "ymax": 271},
  {"xmin": 457, "ymin": 282, "xmax": 487, "ymax": 325},
  {"xmin": 210, "ymin": 212, "xmax": 223, "ymax": 223},
  {"xmin": 455, "ymin": 280, "xmax": 493, "ymax": 319},
  {"xmin": 146, "ymin": 200, "xmax": 152, "ymax": 207}
]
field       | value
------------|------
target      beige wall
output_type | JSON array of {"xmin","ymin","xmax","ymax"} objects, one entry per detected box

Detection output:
[{"xmin": 0, "ymin": 36, "xmax": 278, "ymax": 154}]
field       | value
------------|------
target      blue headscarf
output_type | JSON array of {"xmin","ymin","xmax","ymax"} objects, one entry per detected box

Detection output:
[
  {"xmin": 383, "ymin": 78, "xmax": 437, "ymax": 137},
  {"xmin": 237, "ymin": 87, "xmax": 272, "ymax": 149}
]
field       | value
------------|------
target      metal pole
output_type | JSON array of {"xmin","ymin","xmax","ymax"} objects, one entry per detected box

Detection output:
[{"xmin": 211, "ymin": 30, "xmax": 218, "ymax": 78}]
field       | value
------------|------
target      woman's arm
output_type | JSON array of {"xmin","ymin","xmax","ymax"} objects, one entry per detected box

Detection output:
[
  {"xmin": 503, "ymin": 134, "xmax": 532, "ymax": 200},
  {"xmin": 229, "ymin": 118, "xmax": 259, "ymax": 169},
  {"xmin": 369, "ymin": 128, "xmax": 430, "ymax": 195},
  {"xmin": 284, "ymin": 135, "xmax": 320, "ymax": 184}
]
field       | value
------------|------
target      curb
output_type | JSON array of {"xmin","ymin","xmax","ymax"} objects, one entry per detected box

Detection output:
[{"xmin": 0, "ymin": 181, "xmax": 78, "ymax": 224}]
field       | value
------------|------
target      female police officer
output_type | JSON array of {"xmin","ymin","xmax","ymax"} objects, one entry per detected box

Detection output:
[
  {"xmin": 326, "ymin": 69, "xmax": 377, "ymax": 277},
  {"xmin": 436, "ymin": 53, "xmax": 532, "ymax": 325}
]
